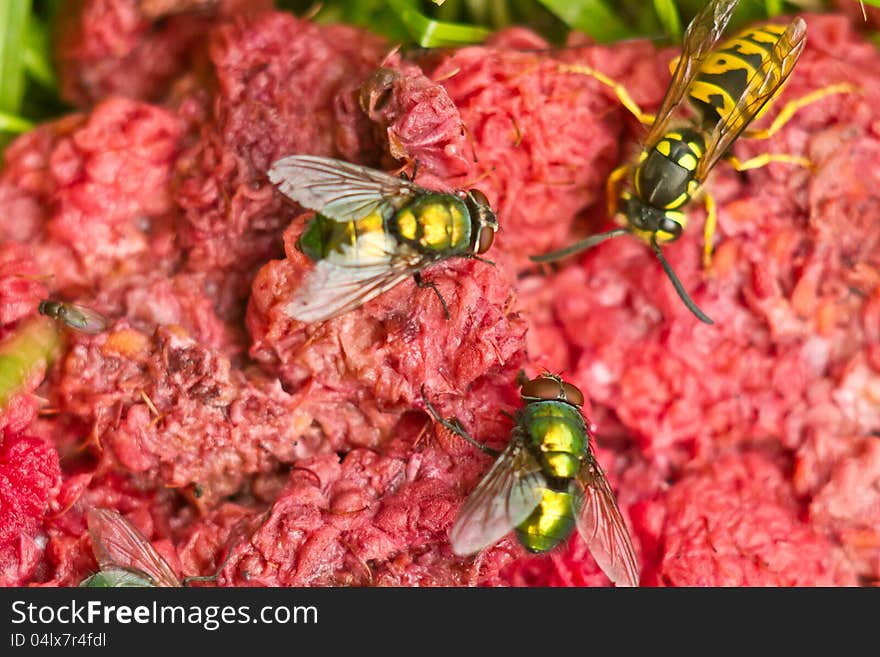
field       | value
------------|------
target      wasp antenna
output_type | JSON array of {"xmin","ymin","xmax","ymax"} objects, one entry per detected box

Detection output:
[
  {"xmin": 649, "ymin": 236, "xmax": 714, "ymax": 325},
  {"xmin": 529, "ymin": 227, "xmax": 629, "ymax": 263}
]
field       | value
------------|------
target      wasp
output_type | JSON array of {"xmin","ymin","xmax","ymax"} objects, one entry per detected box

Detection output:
[
  {"xmin": 267, "ymin": 155, "xmax": 497, "ymax": 323},
  {"xmin": 422, "ymin": 374, "xmax": 639, "ymax": 587},
  {"xmin": 38, "ymin": 300, "xmax": 108, "ymax": 334},
  {"xmin": 80, "ymin": 508, "xmax": 229, "ymax": 587},
  {"xmin": 532, "ymin": 0, "xmax": 855, "ymax": 324}
]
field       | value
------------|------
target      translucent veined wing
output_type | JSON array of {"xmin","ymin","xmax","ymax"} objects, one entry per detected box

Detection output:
[
  {"xmin": 572, "ymin": 457, "xmax": 640, "ymax": 588},
  {"xmin": 450, "ymin": 433, "xmax": 546, "ymax": 556},
  {"xmin": 285, "ymin": 242, "xmax": 435, "ymax": 323},
  {"xmin": 643, "ymin": 0, "xmax": 740, "ymax": 151},
  {"xmin": 695, "ymin": 17, "xmax": 807, "ymax": 181},
  {"xmin": 58, "ymin": 304, "xmax": 108, "ymax": 333},
  {"xmin": 267, "ymin": 155, "xmax": 420, "ymax": 223},
  {"xmin": 86, "ymin": 508, "xmax": 181, "ymax": 587}
]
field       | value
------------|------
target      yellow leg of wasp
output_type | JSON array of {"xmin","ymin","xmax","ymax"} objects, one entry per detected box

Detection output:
[
  {"xmin": 606, "ymin": 163, "xmax": 630, "ymax": 217},
  {"xmin": 743, "ymin": 83, "xmax": 859, "ymax": 140},
  {"xmin": 702, "ymin": 191, "xmax": 717, "ymax": 271},
  {"xmin": 559, "ymin": 64, "xmax": 656, "ymax": 126},
  {"xmin": 726, "ymin": 153, "xmax": 813, "ymax": 172}
]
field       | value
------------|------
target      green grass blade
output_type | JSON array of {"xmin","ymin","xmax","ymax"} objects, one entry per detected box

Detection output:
[
  {"xmin": 23, "ymin": 13, "xmax": 55, "ymax": 89},
  {"xmin": 387, "ymin": 0, "xmax": 491, "ymax": 47},
  {"xmin": 653, "ymin": 0, "xmax": 682, "ymax": 39},
  {"xmin": 535, "ymin": 0, "xmax": 632, "ymax": 42},
  {"xmin": 0, "ymin": 0, "xmax": 33, "ymax": 113}
]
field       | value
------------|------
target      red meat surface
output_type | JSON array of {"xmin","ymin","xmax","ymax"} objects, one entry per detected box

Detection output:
[{"xmin": 0, "ymin": 6, "xmax": 877, "ymax": 586}]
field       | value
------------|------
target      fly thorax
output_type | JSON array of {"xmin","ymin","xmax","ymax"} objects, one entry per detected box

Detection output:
[
  {"xmin": 393, "ymin": 194, "xmax": 471, "ymax": 254},
  {"xmin": 522, "ymin": 401, "xmax": 587, "ymax": 480}
]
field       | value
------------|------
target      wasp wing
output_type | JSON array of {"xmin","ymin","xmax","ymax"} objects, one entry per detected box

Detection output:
[
  {"xmin": 449, "ymin": 434, "xmax": 546, "ymax": 556},
  {"xmin": 695, "ymin": 17, "xmax": 807, "ymax": 180},
  {"xmin": 268, "ymin": 155, "xmax": 420, "ymax": 223},
  {"xmin": 643, "ymin": 0, "xmax": 740, "ymax": 150},
  {"xmin": 86, "ymin": 508, "xmax": 181, "ymax": 587},
  {"xmin": 572, "ymin": 458, "xmax": 640, "ymax": 587}
]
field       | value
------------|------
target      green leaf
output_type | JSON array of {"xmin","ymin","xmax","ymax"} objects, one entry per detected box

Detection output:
[
  {"xmin": 0, "ymin": 110, "xmax": 34, "ymax": 134},
  {"xmin": 653, "ymin": 0, "xmax": 682, "ymax": 40},
  {"xmin": 535, "ymin": 0, "xmax": 632, "ymax": 43},
  {"xmin": 764, "ymin": 0, "xmax": 784, "ymax": 15},
  {"xmin": 0, "ymin": 0, "xmax": 33, "ymax": 113},
  {"xmin": 0, "ymin": 316, "xmax": 59, "ymax": 411},
  {"xmin": 387, "ymin": 0, "xmax": 491, "ymax": 47}
]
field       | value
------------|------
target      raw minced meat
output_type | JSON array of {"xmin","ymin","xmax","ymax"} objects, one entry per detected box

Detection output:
[{"xmin": 0, "ymin": 4, "xmax": 878, "ymax": 586}]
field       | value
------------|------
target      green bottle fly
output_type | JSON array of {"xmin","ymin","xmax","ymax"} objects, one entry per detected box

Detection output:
[
  {"xmin": 268, "ymin": 155, "xmax": 497, "ymax": 323},
  {"xmin": 422, "ymin": 374, "xmax": 640, "ymax": 587}
]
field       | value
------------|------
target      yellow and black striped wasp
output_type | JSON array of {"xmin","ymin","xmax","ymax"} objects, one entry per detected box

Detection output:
[{"xmin": 532, "ymin": 0, "xmax": 855, "ymax": 324}]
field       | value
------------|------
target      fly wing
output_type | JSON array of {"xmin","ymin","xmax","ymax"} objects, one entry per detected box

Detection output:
[
  {"xmin": 449, "ymin": 435, "xmax": 546, "ymax": 556},
  {"xmin": 268, "ymin": 155, "xmax": 420, "ymax": 223},
  {"xmin": 643, "ymin": 0, "xmax": 740, "ymax": 150},
  {"xmin": 285, "ymin": 243, "xmax": 434, "ymax": 323},
  {"xmin": 61, "ymin": 304, "xmax": 109, "ymax": 334},
  {"xmin": 572, "ymin": 458, "xmax": 640, "ymax": 587},
  {"xmin": 86, "ymin": 508, "xmax": 181, "ymax": 587},
  {"xmin": 695, "ymin": 17, "xmax": 807, "ymax": 180}
]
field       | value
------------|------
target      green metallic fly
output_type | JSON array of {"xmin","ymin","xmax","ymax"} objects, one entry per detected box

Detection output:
[
  {"xmin": 268, "ymin": 155, "xmax": 497, "ymax": 323},
  {"xmin": 422, "ymin": 374, "xmax": 640, "ymax": 587},
  {"xmin": 80, "ymin": 508, "xmax": 227, "ymax": 587}
]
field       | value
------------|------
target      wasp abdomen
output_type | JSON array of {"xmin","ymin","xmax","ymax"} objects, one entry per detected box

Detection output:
[{"xmin": 690, "ymin": 23, "xmax": 789, "ymax": 128}]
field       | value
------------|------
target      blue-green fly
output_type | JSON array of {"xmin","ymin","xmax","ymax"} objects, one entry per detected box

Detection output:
[
  {"xmin": 267, "ymin": 155, "xmax": 497, "ymax": 323},
  {"xmin": 80, "ymin": 508, "xmax": 228, "ymax": 587},
  {"xmin": 422, "ymin": 374, "xmax": 640, "ymax": 587}
]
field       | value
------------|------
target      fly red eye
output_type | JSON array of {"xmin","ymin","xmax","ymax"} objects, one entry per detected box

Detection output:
[
  {"xmin": 560, "ymin": 382, "xmax": 584, "ymax": 406},
  {"xmin": 477, "ymin": 226, "xmax": 495, "ymax": 254},
  {"xmin": 520, "ymin": 375, "xmax": 584, "ymax": 405},
  {"xmin": 469, "ymin": 189, "xmax": 490, "ymax": 208}
]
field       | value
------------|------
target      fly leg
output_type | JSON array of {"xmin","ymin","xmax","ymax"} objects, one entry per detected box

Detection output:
[
  {"xmin": 420, "ymin": 385, "xmax": 500, "ymax": 457},
  {"xmin": 414, "ymin": 272, "xmax": 450, "ymax": 320},
  {"xmin": 558, "ymin": 64, "xmax": 655, "ymax": 126}
]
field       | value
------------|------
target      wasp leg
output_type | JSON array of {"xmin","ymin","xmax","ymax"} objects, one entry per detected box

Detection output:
[
  {"xmin": 606, "ymin": 162, "xmax": 630, "ymax": 217},
  {"xmin": 726, "ymin": 153, "xmax": 813, "ymax": 172},
  {"xmin": 419, "ymin": 385, "xmax": 501, "ymax": 457},
  {"xmin": 702, "ymin": 190, "xmax": 717, "ymax": 271},
  {"xmin": 414, "ymin": 272, "xmax": 450, "ymax": 320},
  {"xmin": 558, "ymin": 64, "xmax": 655, "ymax": 126},
  {"xmin": 743, "ymin": 83, "xmax": 859, "ymax": 140}
]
